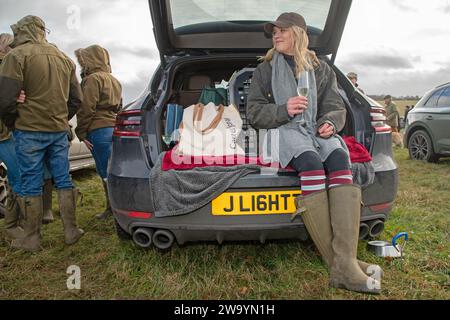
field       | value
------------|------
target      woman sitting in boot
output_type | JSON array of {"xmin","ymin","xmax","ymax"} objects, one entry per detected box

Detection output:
[
  {"xmin": 247, "ymin": 12, "xmax": 382, "ymax": 294},
  {"xmin": 75, "ymin": 45, "xmax": 122, "ymax": 219}
]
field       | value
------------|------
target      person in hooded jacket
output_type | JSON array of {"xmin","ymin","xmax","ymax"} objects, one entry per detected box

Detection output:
[
  {"xmin": 0, "ymin": 33, "xmax": 20, "ymax": 198},
  {"xmin": 0, "ymin": 33, "xmax": 25, "ymax": 238},
  {"xmin": 1, "ymin": 34, "xmax": 56, "ymax": 232},
  {"xmin": 75, "ymin": 45, "xmax": 122, "ymax": 219},
  {"xmin": 0, "ymin": 16, "xmax": 84, "ymax": 252}
]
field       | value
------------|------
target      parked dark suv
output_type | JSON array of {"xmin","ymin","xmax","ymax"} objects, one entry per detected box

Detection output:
[
  {"xmin": 404, "ymin": 82, "xmax": 450, "ymax": 162},
  {"xmin": 108, "ymin": 0, "xmax": 398, "ymax": 250}
]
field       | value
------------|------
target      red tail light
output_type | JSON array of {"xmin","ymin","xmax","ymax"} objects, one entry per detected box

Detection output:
[
  {"xmin": 370, "ymin": 107, "xmax": 391, "ymax": 133},
  {"xmin": 114, "ymin": 208, "xmax": 153, "ymax": 219},
  {"xmin": 369, "ymin": 202, "xmax": 393, "ymax": 212},
  {"xmin": 113, "ymin": 110, "xmax": 142, "ymax": 137},
  {"xmin": 128, "ymin": 211, "xmax": 153, "ymax": 219}
]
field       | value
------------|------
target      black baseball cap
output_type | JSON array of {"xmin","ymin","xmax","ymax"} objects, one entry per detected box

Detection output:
[{"xmin": 264, "ymin": 12, "xmax": 307, "ymax": 37}]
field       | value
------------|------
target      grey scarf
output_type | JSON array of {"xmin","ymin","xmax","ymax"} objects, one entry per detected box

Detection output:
[{"xmin": 272, "ymin": 52, "xmax": 318, "ymax": 131}]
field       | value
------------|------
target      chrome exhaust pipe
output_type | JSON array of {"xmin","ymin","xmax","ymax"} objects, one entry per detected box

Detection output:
[
  {"xmin": 359, "ymin": 223, "xmax": 370, "ymax": 240},
  {"xmin": 152, "ymin": 229, "xmax": 175, "ymax": 250},
  {"xmin": 132, "ymin": 228, "xmax": 154, "ymax": 248},
  {"xmin": 368, "ymin": 220, "xmax": 385, "ymax": 238}
]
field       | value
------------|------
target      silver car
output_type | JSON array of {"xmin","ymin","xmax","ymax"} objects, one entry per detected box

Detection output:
[
  {"xmin": 0, "ymin": 116, "xmax": 95, "ymax": 217},
  {"xmin": 405, "ymin": 82, "xmax": 450, "ymax": 162}
]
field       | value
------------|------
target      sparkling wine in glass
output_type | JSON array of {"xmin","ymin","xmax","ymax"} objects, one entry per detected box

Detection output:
[{"xmin": 296, "ymin": 70, "xmax": 309, "ymax": 126}]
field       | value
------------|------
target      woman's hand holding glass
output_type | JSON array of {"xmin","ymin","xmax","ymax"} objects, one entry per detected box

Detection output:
[
  {"xmin": 296, "ymin": 70, "xmax": 309, "ymax": 126},
  {"xmin": 287, "ymin": 96, "xmax": 308, "ymax": 118}
]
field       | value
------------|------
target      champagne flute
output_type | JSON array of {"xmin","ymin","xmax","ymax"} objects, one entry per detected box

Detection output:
[{"xmin": 296, "ymin": 70, "xmax": 309, "ymax": 127}]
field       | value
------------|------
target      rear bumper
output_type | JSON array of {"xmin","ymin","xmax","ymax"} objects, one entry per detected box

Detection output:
[
  {"xmin": 114, "ymin": 208, "xmax": 309, "ymax": 245},
  {"xmin": 109, "ymin": 173, "xmax": 309, "ymax": 243},
  {"xmin": 109, "ymin": 167, "xmax": 397, "ymax": 244}
]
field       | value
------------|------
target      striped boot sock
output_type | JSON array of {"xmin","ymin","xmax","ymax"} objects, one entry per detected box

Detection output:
[
  {"xmin": 300, "ymin": 170, "xmax": 326, "ymax": 196},
  {"xmin": 328, "ymin": 170, "xmax": 353, "ymax": 188}
]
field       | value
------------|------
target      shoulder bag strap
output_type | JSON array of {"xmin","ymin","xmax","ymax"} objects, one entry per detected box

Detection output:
[{"xmin": 193, "ymin": 103, "xmax": 225, "ymax": 135}]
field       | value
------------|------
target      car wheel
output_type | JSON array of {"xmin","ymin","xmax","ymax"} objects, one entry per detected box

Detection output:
[
  {"xmin": 0, "ymin": 163, "xmax": 9, "ymax": 219},
  {"xmin": 114, "ymin": 218, "xmax": 132, "ymax": 241},
  {"xmin": 408, "ymin": 130, "xmax": 439, "ymax": 163}
]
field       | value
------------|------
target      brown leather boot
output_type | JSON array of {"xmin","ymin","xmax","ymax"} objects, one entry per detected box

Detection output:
[
  {"xmin": 96, "ymin": 180, "xmax": 112, "ymax": 220},
  {"xmin": 4, "ymin": 191, "xmax": 24, "ymax": 240},
  {"xmin": 328, "ymin": 185, "xmax": 381, "ymax": 294},
  {"xmin": 57, "ymin": 188, "xmax": 84, "ymax": 245},
  {"xmin": 11, "ymin": 196, "xmax": 42, "ymax": 252},
  {"xmin": 295, "ymin": 191, "xmax": 383, "ymax": 278},
  {"xmin": 42, "ymin": 179, "xmax": 55, "ymax": 224}
]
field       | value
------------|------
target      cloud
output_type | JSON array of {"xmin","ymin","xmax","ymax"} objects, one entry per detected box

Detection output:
[
  {"xmin": 390, "ymin": 0, "xmax": 417, "ymax": 12},
  {"xmin": 339, "ymin": 63, "xmax": 450, "ymax": 97},
  {"xmin": 0, "ymin": 0, "xmax": 88, "ymax": 31},
  {"xmin": 0, "ymin": 0, "xmax": 158, "ymax": 104},
  {"xmin": 339, "ymin": 52, "xmax": 415, "ymax": 71},
  {"xmin": 122, "ymin": 83, "xmax": 148, "ymax": 105},
  {"xmin": 412, "ymin": 27, "xmax": 449, "ymax": 39},
  {"xmin": 441, "ymin": 4, "xmax": 450, "ymax": 13},
  {"xmin": 100, "ymin": 44, "xmax": 160, "ymax": 61},
  {"xmin": 119, "ymin": 62, "xmax": 160, "ymax": 104},
  {"xmin": 4, "ymin": 0, "xmax": 449, "ymax": 100},
  {"xmin": 377, "ymin": 66, "xmax": 450, "ymax": 97}
]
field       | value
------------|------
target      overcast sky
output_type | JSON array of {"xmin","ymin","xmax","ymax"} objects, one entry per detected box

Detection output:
[{"xmin": 1, "ymin": 0, "xmax": 449, "ymax": 103}]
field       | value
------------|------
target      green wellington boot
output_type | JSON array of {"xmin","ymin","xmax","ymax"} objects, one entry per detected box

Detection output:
[
  {"xmin": 42, "ymin": 179, "xmax": 55, "ymax": 224},
  {"xmin": 11, "ymin": 196, "xmax": 43, "ymax": 252},
  {"xmin": 57, "ymin": 188, "xmax": 84, "ymax": 245},
  {"xmin": 4, "ymin": 191, "xmax": 24, "ymax": 240},
  {"xmin": 294, "ymin": 190, "xmax": 383, "ymax": 279},
  {"xmin": 95, "ymin": 180, "xmax": 112, "ymax": 220},
  {"xmin": 328, "ymin": 185, "xmax": 381, "ymax": 294}
]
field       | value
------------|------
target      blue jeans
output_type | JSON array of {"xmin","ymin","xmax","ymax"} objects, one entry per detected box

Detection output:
[
  {"xmin": 87, "ymin": 127, "xmax": 113, "ymax": 179},
  {"xmin": 14, "ymin": 130, "xmax": 73, "ymax": 196},
  {"xmin": 0, "ymin": 137, "xmax": 22, "ymax": 195}
]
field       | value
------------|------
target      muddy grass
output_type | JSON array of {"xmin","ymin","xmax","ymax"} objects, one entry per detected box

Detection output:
[{"xmin": 0, "ymin": 148, "xmax": 448, "ymax": 300}]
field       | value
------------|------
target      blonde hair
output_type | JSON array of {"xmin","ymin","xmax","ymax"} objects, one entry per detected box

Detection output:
[
  {"xmin": 261, "ymin": 26, "xmax": 320, "ymax": 75},
  {"xmin": 0, "ymin": 33, "xmax": 14, "ymax": 54}
]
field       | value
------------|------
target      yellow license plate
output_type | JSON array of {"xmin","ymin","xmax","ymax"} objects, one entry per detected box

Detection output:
[{"xmin": 212, "ymin": 190, "xmax": 301, "ymax": 216}]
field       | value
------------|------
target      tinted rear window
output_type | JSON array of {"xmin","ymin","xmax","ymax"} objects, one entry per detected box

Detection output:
[
  {"xmin": 437, "ymin": 87, "xmax": 450, "ymax": 108},
  {"xmin": 169, "ymin": 0, "xmax": 332, "ymax": 31},
  {"xmin": 424, "ymin": 88, "xmax": 444, "ymax": 108}
]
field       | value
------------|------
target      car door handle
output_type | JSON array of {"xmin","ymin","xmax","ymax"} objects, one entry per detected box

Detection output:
[{"xmin": 426, "ymin": 116, "xmax": 433, "ymax": 120}]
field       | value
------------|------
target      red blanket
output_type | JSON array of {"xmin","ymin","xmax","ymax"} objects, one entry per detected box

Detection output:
[
  {"xmin": 342, "ymin": 136, "xmax": 372, "ymax": 163},
  {"xmin": 163, "ymin": 137, "xmax": 371, "ymax": 171}
]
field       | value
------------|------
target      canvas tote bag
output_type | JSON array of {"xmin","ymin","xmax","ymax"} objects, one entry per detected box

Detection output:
[{"xmin": 177, "ymin": 102, "xmax": 245, "ymax": 157}]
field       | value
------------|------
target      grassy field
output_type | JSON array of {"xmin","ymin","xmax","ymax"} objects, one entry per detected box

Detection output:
[{"xmin": 0, "ymin": 148, "xmax": 449, "ymax": 300}]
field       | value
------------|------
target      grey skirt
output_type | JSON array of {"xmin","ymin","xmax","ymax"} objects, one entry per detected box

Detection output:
[{"xmin": 263, "ymin": 121, "xmax": 350, "ymax": 168}]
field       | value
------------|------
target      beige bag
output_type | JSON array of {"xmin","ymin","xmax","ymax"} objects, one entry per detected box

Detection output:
[{"xmin": 177, "ymin": 102, "xmax": 245, "ymax": 157}]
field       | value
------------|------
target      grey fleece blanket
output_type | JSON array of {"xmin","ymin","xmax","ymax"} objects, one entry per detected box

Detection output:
[{"xmin": 150, "ymin": 152, "xmax": 261, "ymax": 217}]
